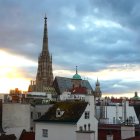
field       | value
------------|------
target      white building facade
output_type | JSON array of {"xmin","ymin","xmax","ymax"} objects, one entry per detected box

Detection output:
[
  {"xmin": 35, "ymin": 123, "xmax": 76, "ymax": 140},
  {"xmin": 35, "ymin": 95, "xmax": 98, "ymax": 140},
  {"xmin": 96, "ymin": 101, "xmax": 139, "ymax": 124}
]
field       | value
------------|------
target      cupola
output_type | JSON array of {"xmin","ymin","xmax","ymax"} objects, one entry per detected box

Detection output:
[{"xmin": 72, "ymin": 66, "xmax": 82, "ymax": 80}]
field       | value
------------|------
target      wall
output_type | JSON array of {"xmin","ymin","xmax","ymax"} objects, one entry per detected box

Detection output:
[
  {"xmin": 121, "ymin": 126, "xmax": 135, "ymax": 139},
  {"xmin": 34, "ymin": 104, "xmax": 53, "ymax": 119},
  {"xmin": 96, "ymin": 105, "xmax": 139, "ymax": 124},
  {"xmin": 35, "ymin": 122, "xmax": 76, "ymax": 140},
  {"xmin": 3, "ymin": 103, "xmax": 32, "ymax": 139},
  {"xmin": 60, "ymin": 92, "xmax": 86, "ymax": 101},
  {"xmin": 77, "ymin": 95, "xmax": 98, "ymax": 140},
  {"xmin": 76, "ymin": 132, "xmax": 95, "ymax": 140}
]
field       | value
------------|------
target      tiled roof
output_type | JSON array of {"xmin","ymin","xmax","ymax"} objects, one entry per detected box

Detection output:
[
  {"xmin": 98, "ymin": 124, "xmax": 121, "ymax": 140},
  {"xmin": 35, "ymin": 101, "xmax": 88, "ymax": 123},
  {"xmin": 0, "ymin": 134, "xmax": 16, "ymax": 140},
  {"xmin": 19, "ymin": 132, "xmax": 35, "ymax": 140},
  {"xmin": 71, "ymin": 87, "xmax": 87, "ymax": 94},
  {"xmin": 53, "ymin": 76, "xmax": 93, "ymax": 94}
]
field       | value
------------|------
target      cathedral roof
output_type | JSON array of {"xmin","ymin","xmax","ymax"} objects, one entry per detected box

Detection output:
[{"xmin": 53, "ymin": 76, "xmax": 94, "ymax": 95}]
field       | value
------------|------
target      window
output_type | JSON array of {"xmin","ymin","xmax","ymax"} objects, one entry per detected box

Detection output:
[
  {"xmin": 42, "ymin": 129, "xmax": 48, "ymax": 137},
  {"xmin": 113, "ymin": 117, "xmax": 116, "ymax": 124},
  {"xmin": 38, "ymin": 112, "xmax": 41, "ymax": 118},
  {"xmin": 56, "ymin": 108, "xmax": 64, "ymax": 117},
  {"xmin": 85, "ymin": 111, "xmax": 90, "ymax": 119},
  {"xmin": 56, "ymin": 108, "xmax": 61, "ymax": 117},
  {"xmin": 31, "ymin": 112, "xmax": 33, "ymax": 119}
]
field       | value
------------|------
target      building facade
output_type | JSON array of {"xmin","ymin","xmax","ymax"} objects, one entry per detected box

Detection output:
[
  {"xmin": 2, "ymin": 103, "xmax": 34, "ymax": 139},
  {"xmin": 35, "ymin": 95, "xmax": 98, "ymax": 140}
]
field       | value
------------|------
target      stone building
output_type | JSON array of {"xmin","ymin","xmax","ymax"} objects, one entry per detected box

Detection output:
[
  {"xmin": 94, "ymin": 79, "xmax": 102, "ymax": 98},
  {"xmin": 28, "ymin": 16, "xmax": 53, "ymax": 92}
]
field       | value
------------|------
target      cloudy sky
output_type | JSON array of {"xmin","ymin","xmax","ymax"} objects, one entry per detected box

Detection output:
[{"xmin": 0, "ymin": 0, "xmax": 140, "ymax": 97}]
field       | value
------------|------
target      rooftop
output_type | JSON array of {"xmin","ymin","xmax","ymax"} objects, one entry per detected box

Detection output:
[
  {"xmin": 0, "ymin": 134, "xmax": 16, "ymax": 140},
  {"xmin": 53, "ymin": 76, "xmax": 93, "ymax": 94},
  {"xmin": 131, "ymin": 92, "xmax": 140, "ymax": 100},
  {"xmin": 35, "ymin": 101, "xmax": 88, "ymax": 123},
  {"xmin": 72, "ymin": 73, "xmax": 82, "ymax": 80}
]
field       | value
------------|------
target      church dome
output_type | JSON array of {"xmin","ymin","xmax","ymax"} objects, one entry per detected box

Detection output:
[
  {"xmin": 72, "ymin": 66, "xmax": 82, "ymax": 80},
  {"xmin": 73, "ymin": 73, "xmax": 81, "ymax": 80},
  {"xmin": 131, "ymin": 91, "xmax": 140, "ymax": 100}
]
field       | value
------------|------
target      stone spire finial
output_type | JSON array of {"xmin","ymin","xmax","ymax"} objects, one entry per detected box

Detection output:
[
  {"xmin": 95, "ymin": 78, "xmax": 102, "ymax": 98},
  {"xmin": 96, "ymin": 78, "xmax": 100, "ymax": 86},
  {"xmin": 76, "ymin": 66, "xmax": 78, "ymax": 74},
  {"xmin": 42, "ymin": 14, "xmax": 48, "ymax": 52}
]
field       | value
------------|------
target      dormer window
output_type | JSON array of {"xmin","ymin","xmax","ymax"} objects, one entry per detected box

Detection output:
[
  {"xmin": 56, "ymin": 108, "xmax": 64, "ymax": 118},
  {"xmin": 85, "ymin": 111, "xmax": 90, "ymax": 119}
]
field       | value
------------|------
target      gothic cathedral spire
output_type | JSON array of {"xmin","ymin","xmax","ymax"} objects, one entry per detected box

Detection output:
[
  {"xmin": 95, "ymin": 78, "xmax": 102, "ymax": 98},
  {"xmin": 42, "ymin": 15, "xmax": 48, "ymax": 52},
  {"xmin": 35, "ymin": 16, "xmax": 53, "ymax": 92}
]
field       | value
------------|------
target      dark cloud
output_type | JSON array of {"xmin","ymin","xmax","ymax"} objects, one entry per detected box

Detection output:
[
  {"xmin": 1, "ymin": 0, "xmax": 140, "ymax": 95},
  {"xmin": 100, "ymin": 79, "xmax": 140, "ymax": 95},
  {"xmin": 91, "ymin": 0, "xmax": 140, "ymax": 30}
]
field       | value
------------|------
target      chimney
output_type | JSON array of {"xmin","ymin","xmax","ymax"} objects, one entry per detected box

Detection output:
[
  {"xmin": 0, "ymin": 99, "xmax": 4, "ymax": 134},
  {"xmin": 31, "ymin": 80, "xmax": 32, "ymax": 85},
  {"xmin": 106, "ymin": 135, "xmax": 113, "ymax": 140}
]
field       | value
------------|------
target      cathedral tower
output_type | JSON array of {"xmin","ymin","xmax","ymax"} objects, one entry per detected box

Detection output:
[
  {"xmin": 35, "ymin": 16, "xmax": 53, "ymax": 91},
  {"xmin": 94, "ymin": 78, "xmax": 102, "ymax": 98}
]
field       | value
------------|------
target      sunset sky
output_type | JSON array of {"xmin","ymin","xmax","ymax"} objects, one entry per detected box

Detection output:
[{"xmin": 0, "ymin": 0, "xmax": 140, "ymax": 97}]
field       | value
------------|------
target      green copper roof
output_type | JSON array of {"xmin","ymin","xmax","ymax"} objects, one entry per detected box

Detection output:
[
  {"xmin": 131, "ymin": 96, "xmax": 140, "ymax": 100},
  {"xmin": 72, "ymin": 66, "xmax": 82, "ymax": 80},
  {"xmin": 73, "ymin": 74, "xmax": 81, "ymax": 80},
  {"xmin": 131, "ymin": 92, "xmax": 140, "ymax": 100}
]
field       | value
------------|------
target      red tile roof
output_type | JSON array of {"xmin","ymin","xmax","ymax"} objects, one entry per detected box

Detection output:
[
  {"xmin": 98, "ymin": 124, "xmax": 121, "ymax": 140},
  {"xmin": 20, "ymin": 132, "xmax": 35, "ymax": 140},
  {"xmin": 0, "ymin": 134, "xmax": 16, "ymax": 140},
  {"xmin": 71, "ymin": 87, "xmax": 87, "ymax": 94}
]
